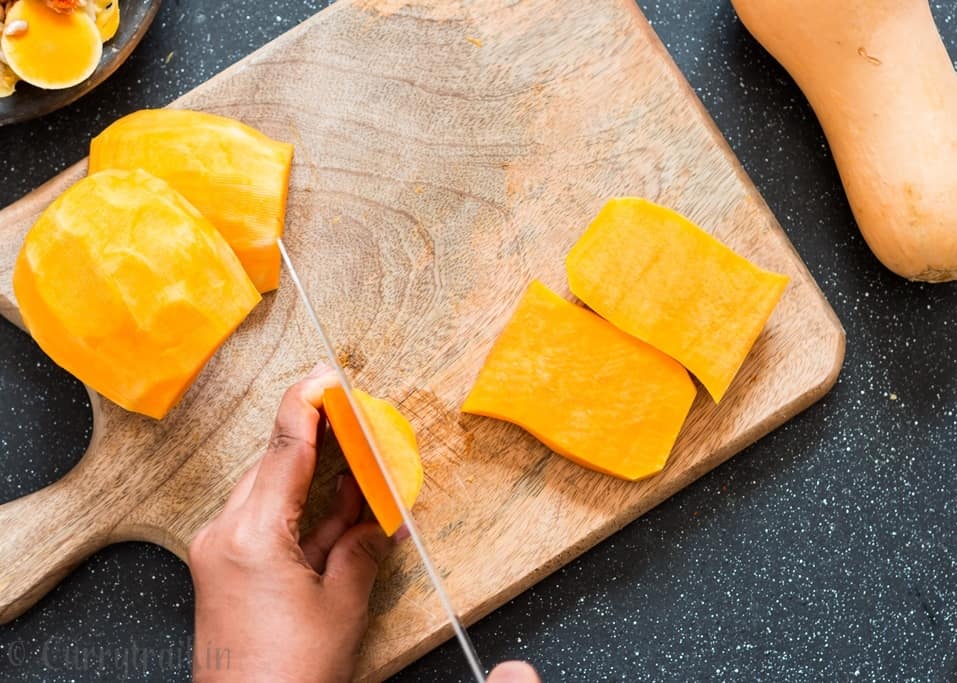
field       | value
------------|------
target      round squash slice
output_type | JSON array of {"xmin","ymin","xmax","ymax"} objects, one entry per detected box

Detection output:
[
  {"xmin": 323, "ymin": 387, "xmax": 423, "ymax": 536},
  {"xmin": 13, "ymin": 169, "xmax": 261, "ymax": 419},
  {"xmin": 89, "ymin": 109, "xmax": 294, "ymax": 293},
  {"xmin": 94, "ymin": 0, "xmax": 119, "ymax": 42},
  {"xmin": 0, "ymin": 64, "xmax": 17, "ymax": 98},
  {"xmin": 1, "ymin": 0, "xmax": 102, "ymax": 90}
]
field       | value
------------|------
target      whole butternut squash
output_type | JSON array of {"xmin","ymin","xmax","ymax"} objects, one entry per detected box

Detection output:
[{"xmin": 732, "ymin": 0, "xmax": 957, "ymax": 282}]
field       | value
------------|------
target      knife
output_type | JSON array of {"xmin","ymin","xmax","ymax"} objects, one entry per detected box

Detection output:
[{"xmin": 277, "ymin": 238, "xmax": 487, "ymax": 682}]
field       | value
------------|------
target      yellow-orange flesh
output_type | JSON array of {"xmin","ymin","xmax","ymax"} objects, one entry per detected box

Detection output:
[
  {"xmin": 1, "ymin": 0, "xmax": 102, "ymax": 89},
  {"xmin": 463, "ymin": 281, "xmax": 697, "ymax": 481},
  {"xmin": 324, "ymin": 387, "xmax": 423, "ymax": 536},
  {"xmin": 89, "ymin": 109, "xmax": 294, "ymax": 293},
  {"xmin": 567, "ymin": 198, "xmax": 788, "ymax": 402}
]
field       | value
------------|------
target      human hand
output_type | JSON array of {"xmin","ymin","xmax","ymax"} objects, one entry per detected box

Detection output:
[
  {"xmin": 488, "ymin": 661, "xmax": 541, "ymax": 682},
  {"xmin": 188, "ymin": 365, "xmax": 396, "ymax": 682}
]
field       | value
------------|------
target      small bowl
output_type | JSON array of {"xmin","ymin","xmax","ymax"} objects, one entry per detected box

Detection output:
[{"xmin": 0, "ymin": 0, "xmax": 162, "ymax": 126}]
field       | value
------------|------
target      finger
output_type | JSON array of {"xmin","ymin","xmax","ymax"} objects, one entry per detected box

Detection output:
[
  {"xmin": 323, "ymin": 522, "xmax": 393, "ymax": 605},
  {"xmin": 221, "ymin": 459, "xmax": 262, "ymax": 515},
  {"xmin": 300, "ymin": 473, "xmax": 364, "ymax": 572},
  {"xmin": 247, "ymin": 365, "xmax": 338, "ymax": 522},
  {"xmin": 487, "ymin": 662, "xmax": 541, "ymax": 683}
]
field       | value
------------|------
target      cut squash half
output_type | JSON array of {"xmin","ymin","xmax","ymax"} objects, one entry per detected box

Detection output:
[
  {"xmin": 89, "ymin": 109, "xmax": 294, "ymax": 293},
  {"xmin": 13, "ymin": 169, "xmax": 261, "ymax": 419},
  {"xmin": 567, "ymin": 198, "xmax": 789, "ymax": 402},
  {"xmin": 1, "ymin": 0, "xmax": 102, "ymax": 90}
]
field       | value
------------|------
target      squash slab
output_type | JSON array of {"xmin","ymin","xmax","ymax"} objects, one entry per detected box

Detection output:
[
  {"xmin": 89, "ymin": 109, "xmax": 294, "ymax": 293},
  {"xmin": 566, "ymin": 198, "xmax": 788, "ymax": 402},
  {"xmin": 324, "ymin": 387, "xmax": 423, "ymax": 536},
  {"xmin": 463, "ymin": 281, "xmax": 696, "ymax": 481}
]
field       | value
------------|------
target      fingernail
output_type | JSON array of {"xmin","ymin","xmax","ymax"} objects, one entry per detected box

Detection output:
[
  {"xmin": 489, "ymin": 661, "xmax": 539, "ymax": 682},
  {"xmin": 335, "ymin": 474, "xmax": 344, "ymax": 492},
  {"xmin": 307, "ymin": 362, "xmax": 330, "ymax": 378},
  {"xmin": 394, "ymin": 524, "xmax": 411, "ymax": 542}
]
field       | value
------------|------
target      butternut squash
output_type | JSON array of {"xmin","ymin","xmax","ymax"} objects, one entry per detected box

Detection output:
[
  {"xmin": 89, "ymin": 109, "xmax": 294, "ymax": 293},
  {"xmin": 731, "ymin": 0, "xmax": 957, "ymax": 282},
  {"xmin": 462, "ymin": 281, "xmax": 696, "ymax": 481},
  {"xmin": 323, "ymin": 387, "xmax": 423, "ymax": 536},
  {"xmin": 13, "ymin": 169, "xmax": 261, "ymax": 419},
  {"xmin": 566, "ymin": 198, "xmax": 788, "ymax": 402},
  {"xmin": 0, "ymin": 64, "xmax": 16, "ymax": 98}
]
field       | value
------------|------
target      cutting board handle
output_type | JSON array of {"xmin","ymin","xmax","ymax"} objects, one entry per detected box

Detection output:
[
  {"xmin": 0, "ymin": 457, "xmax": 115, "ymax": 623},
  {"xmin": 0, "ymin": 161, "xmax": 125, "ymax": 622},
  {"xmin": 0, "ymin": 160, "xmax": 86, "ymax": 329}
]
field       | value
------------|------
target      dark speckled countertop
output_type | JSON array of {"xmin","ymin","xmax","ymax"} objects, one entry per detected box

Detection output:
[{"xmin": 1, "ymin": 1, "xmax": 955, "ymax": 681}]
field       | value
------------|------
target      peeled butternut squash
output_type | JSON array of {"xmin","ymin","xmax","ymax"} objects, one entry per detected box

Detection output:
[
  {"xmin": 731, "ymin": 0, "xmax": 957, "ymax": 282},
  {"xmin": 89, "ymin": 109, "xmax": 294, "ymax": 293},
  {"xmin": 13, "ymin": 169, "xmax": 261, "ymax": 419},
  {"xmin": 1, "ymin": 0, "xmax": 102, "ymax": 90},
  {"xmin": 463, "ymin": 281, "xmax": 696, "ymax": 481},
  {"xmin": 566, "ymin": 198, "xmax": 788, "ymax": 402},
  {"xmin": 323, "ymin": 387, "xmax": 423, "ymax": 536}
]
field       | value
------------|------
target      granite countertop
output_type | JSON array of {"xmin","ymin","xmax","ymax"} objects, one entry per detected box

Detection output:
[{"xmin": 1, "ymin": 1, "xmax": 955, "ymax": 681}]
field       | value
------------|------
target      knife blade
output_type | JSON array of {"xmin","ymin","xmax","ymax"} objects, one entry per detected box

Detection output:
[{"xmin": 277, "ymin": 238, "xmax": 486, "ymax": 682}]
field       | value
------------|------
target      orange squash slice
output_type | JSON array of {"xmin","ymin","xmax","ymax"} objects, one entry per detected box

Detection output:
[
  {"xmin": 1, "ymin": 0, "xmax": 102, "ymax": 90},
  {"xmin": 0, "ymin": 64, "xmax": 17, "ymax": 97},
  {"xmin": 89, "ymin": 109, "xmax": 294, "ymax": 293},
  {"xmin": 463, "ymin": 281, "xmax": 696, "ymax": 481},
  {"xmin": 324, "ymin": 387, "xmax": 423, "ymax": 536},
  {"xmin": 567, "ymin": 198, "xmax": 789, "ymax": 402},
  {"xmin": 13, "ymin": 169, "xmax": 261, "ymax": 419},
  {"xmin": 94, "ymin": 0, "xmax": 120, "ymax": 42}
]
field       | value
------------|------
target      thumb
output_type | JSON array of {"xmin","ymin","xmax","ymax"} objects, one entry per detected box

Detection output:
[
  {"xmin": 323, "ymin": 522, "xmax": 394, "ymax": 606},
  {"xmin": 488, "ymin": 661, "xmax": 540, "ymax": 683},
  {"xmin": 246, "ymin": 365, "xmax": 337, "ymax": 525}
]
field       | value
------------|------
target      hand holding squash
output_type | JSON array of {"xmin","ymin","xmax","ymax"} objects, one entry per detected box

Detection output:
[{"xmin": 189, "ymin": 366, "xmax": 396, "ymax": 683}]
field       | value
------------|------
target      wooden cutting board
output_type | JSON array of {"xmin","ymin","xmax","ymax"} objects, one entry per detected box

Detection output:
[{"xmin": 0, "ymin": 0, "xmax": 844, "ymax": 679}]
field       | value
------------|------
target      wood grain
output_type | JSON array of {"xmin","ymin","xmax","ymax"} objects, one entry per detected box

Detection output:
[{"xmin": 0, "ymin": 1, "xmax": 844, "ymax": 680}]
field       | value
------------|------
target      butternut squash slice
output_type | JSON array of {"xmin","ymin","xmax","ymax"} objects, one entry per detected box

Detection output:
[
  {"xmin": 94, "ymin": 0, "xmax": 120, "ymax": 42},
  {"xmin": 462, "ymin": 281, "xmax": 696, "ymax": 481},
  {"xmin": 1, "ymin": 0, "xmax": 102, "ymax": 90},
  {"xmin": 324, "ymin": 387, "xmax": 423, "ymax": 536},
  {"xmin": 13, "ymin": 169, "xmax": 261, "ymax": 419},
  {"xmin": 89, "ymin": 109, "xmax": 294, "ymax": 293},
  {"xmin": 566, "ymin": 199, "xmax": 788, "ymax": 403}
]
